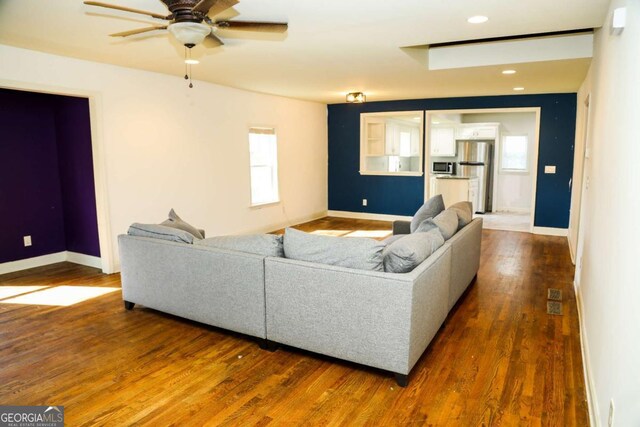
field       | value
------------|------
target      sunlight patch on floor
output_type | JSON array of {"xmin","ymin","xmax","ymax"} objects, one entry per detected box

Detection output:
[
  {"xmin": 310, "ymin": 230, "xmax": 391, "ymax": 239},
  {"xmin": 0, "ymin": 286, "xmax": 49, "ymax": 300},
  {"xmin": 1, "ymin": 286, "xmax": 119, "ymax": 307}
]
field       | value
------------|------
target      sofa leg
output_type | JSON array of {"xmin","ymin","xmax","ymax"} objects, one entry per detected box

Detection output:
[
  {"xmin": 258, "ymin": 339, "xmax": 279, "ymax": 352},
  {"xmin": 394, "ymin": 373, "xmax": 409, "ymax": 387},
  {"xmin": 124, "ymin": 300, "xmax": 135, "ymax": 310}
]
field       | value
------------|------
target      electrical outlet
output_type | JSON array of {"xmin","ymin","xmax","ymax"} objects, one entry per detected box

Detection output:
[
  {"xmin": 362, "ymin": 199, "xmax": 368, "ymax": 206},
  {"xmin": 608, "ymin": 399, "xmax": 615, "ymax": 426},
  {"xmin": 23, "ymin": 235, "xmax": 32, "ymax": 247}
]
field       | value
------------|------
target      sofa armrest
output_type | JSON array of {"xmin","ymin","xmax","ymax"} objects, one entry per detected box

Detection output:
[
  {"xmin": 392, "ymin": 220, "xmax": 411, "ymax": 235},
  {"xmin": 198, "ymin": 229, "xmax": 205, "ymax": 238}
]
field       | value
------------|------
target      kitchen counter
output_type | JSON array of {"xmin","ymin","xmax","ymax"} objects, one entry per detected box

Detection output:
[{"xmin": 433, "ymin": 175, "xmax": 477, "ymax": 180}]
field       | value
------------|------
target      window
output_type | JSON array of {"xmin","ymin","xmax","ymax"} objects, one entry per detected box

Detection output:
[
  {"xmin": 501, "ymin": 135, "xmax": 529, "ymax": 172},
  {"xmin": 249, "ymin": 127, "xmax": 279, "ymax": 206}
]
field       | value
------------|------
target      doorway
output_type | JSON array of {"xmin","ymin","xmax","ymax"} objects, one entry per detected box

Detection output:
[
  {"xmin": 425, "ymin": 107, "xmax": 541, "ymax": 233},
  {"xmin": 0, "ymin": 86, "xmax": 108, "ymax": 273}
]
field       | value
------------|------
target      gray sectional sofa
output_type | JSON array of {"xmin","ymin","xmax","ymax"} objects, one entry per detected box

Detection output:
[{"xmin": 118, "ymin": 215, "xmax": 482, "ymax": 386}]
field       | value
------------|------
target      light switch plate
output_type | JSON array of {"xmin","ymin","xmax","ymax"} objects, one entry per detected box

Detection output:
[
  {"xmin": 544, "ymin": 165, "xmax": 556, "ymax": 174},
  {"xmin": 23, "ymin": 235, "xmax": 32, "ymax": 247}
]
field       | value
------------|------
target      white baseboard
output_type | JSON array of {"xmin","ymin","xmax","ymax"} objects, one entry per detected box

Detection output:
[
  {"xmin": 532, "ymin": 226, "xmax": 568, "ymax": 237},
  {"xmin": 0, "ymin": 251, "xmax": 103, "ymax": 275},
  {"xmin": 0, "ymin": 252, "xmax": 67, "ymax": 275},
  {"xmin": 574, "ymin": 281, "xmax": 599, "ymax": 427},
  {"xmin": 66, "ymin": 251, "xmax": 102, "ymax": 269},
  {"xmin": 494, "ymin": 207, "xmax": 531, "ymax": 214},
  {"xmin": 327, "ymin": 210, "xmax": 413, "ymax": 222}
]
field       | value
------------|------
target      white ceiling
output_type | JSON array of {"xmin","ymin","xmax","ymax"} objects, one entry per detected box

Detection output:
[{"xmin": 0, "ymin": 0, "xmax": 609, "ymax": 103}]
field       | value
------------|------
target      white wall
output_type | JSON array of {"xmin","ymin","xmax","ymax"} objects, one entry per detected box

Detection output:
[
  {"xmin": 0, "ymin": 44, "xmax": 328, "ymax": 272},
  {"xmin": 463, "ymin": 112, "xmax": 537, "ymax": 212},
  {"xmin": 574, "ymin": 1, "xmax": 640, "ymax": 425}
]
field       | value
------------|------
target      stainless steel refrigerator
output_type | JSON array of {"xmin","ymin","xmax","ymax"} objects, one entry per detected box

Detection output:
[{"xmin": 457, "ymin": 140, "xmax": 493, "ymax": 213}]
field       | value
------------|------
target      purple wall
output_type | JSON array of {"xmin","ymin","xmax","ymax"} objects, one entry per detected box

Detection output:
[
  {"xmin": 0, "ymin": 89, "xmax": 100, "ymax": 264},
  {"xmin": 54, "ymin": 97, "xmax": 101, "ymax": 257}
]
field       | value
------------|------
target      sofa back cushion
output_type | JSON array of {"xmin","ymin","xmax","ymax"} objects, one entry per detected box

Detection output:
[
  {"xmin": 128, "ymin": 223, "xmax": 196, "ymax": 244},
  {"xmin": 383, "ymin": 228, "xmax": 445, "ymax": 273},
  {"xmin": 283, "ymin": 228, "xmax": 385, "ymax": 271},
  {"xmin": 448, "ymin": 201, "xmax": 473, "ymax": 230},
  {"xmin": 416, "ymin": 209, "xmax": 459, "ymax": 240},
  {"xmin": 410, "ymin": 194, "xmax": 445, "ymax": 233},
  {"xmin": 195, "ymin": 234, "xmax": 284, "ymax": 257},
  {"xmin": 161, "ymin": 209, "xmax": 204, "ymax": 240}
]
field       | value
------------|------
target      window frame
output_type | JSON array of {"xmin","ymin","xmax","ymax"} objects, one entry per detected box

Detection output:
[
  {"xmin": 248, "ymin": 127, "xmax": 280, "ymax": 208},
  {"xmin": 500, "ymin": 134, "xmax": 530, "ymax": 174}
]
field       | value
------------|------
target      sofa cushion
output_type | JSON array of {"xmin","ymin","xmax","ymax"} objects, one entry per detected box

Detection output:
[
  {"xmin": 416, "ymin": 209, "xmax": 459, "ymax": 240},
  {"xmin": 283, "ymin": 228, "xmax": 385, "ymax": 271},
  {"xmin": 448, "ymin": 201, "xmax": 473, "ymax": 230},
  {"xmin": 127, "ymin": 223, "xmax": 195, "ymax": 244},
  {"xmin": 383, "ymin": 228, "xmax": 445, "ymax": 273},
  {"xmin": 161, "ymin": 209, "xmax": 204, "ymax": 240},
  {"xmin": 195, "ymin": 234, "xmax": 284, "ymax": 257},
  {"xmin": 410, "ymin": 194, "xmax": 445, "ymax": 233}
]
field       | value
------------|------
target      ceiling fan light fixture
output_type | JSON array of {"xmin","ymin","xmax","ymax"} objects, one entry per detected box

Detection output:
[
  {"xmin": 346, "ymin": 92, "xmax": 366, "ymax": 103},
  {"xmin": 168, "ymin": 22, "xmax": 211, "ymax": 46}
]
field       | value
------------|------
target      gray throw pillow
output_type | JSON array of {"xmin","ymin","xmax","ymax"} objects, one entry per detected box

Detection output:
[
  {"xmin": 383, "ymin": 228, "xmax": 445, "ymax": 273},
  {"xmin": 410, "ymin": 194, "xmax": 445, "ymax": 233},
  {"xmin": 416, "ymin": 209, "xmax": 459, "ymax": 240},
  {"xmin": 161, "ymin": 209, "xmax": 204, "ymax": 240},
  {"xmin": 194, "ymin": 234, "xmax": 284, "ymax": 257},
  {"xmin": 283, "ymin": 228, "xmax": 385, "ymax": 271},
  {"xmin": 448, "ymin": 201, "xmax": 473, "ymax": 230},
  {"xmin": 128, "ymin": 223, "xmax": 195, "ymax": 244}
]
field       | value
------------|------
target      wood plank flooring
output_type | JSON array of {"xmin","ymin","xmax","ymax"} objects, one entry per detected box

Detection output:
[{"xmin": 0, "ymin": 218, "xmax": 588, "ymax": 426}]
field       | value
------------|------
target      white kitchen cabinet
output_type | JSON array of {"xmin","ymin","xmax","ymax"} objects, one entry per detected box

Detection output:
[
  {"xmin": 430, "ymin": 126, "xmax": 456, "ymax": 157},
  {"xmin": 360, "ymin": 112, "xmax": 424, "ymax": 176},
  {"xmin": 432, "ymin": 177, "xmax": 479, "ymax": 212},
  {"xmin": 455, "ymin": 123, "xmax": 499, "ymax": 140}
]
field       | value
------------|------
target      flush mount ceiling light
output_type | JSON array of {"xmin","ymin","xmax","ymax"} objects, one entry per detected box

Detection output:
[
  {"xmin": 467, "ymin": 15, "xmax": 489, "ymax": 24},
  {"xmin": 513, "ymin": 87, "xmax": 525, "ymax": 91},
  {"xmin": 502, "ymin": 69, "xmax": 516, "ymax": 74},
  {"xmin": 346, "ymin": 92, "xmax": 366, "ymax": 103}
]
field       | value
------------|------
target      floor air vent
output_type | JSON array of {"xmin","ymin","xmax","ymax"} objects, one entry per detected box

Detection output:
[
  {"xmin": 547, "ymin": 288, "xmax": 562, "ymax": 301},
  {"xmin": 547, "ymin": 301, "xmax": 563, "ymax": 315}
]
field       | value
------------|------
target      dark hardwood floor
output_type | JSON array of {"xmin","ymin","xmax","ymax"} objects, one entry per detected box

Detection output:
[{"xmin": 0, "ymin": 218, "xmax": 588, "ymax": 426}]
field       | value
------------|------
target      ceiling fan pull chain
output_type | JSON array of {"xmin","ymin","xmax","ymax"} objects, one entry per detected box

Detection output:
[
  {"xmin": 184, "ymin": 46, "xmax": 189, "ymax": 81},
  {"xmin": 188, "ymin": 49, "xmax": 194, "ymax": 88}
]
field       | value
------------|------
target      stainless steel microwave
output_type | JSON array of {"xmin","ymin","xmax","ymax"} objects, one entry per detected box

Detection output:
[{"xmin": 432, "ymin": 161, "xmax": 456, "ymax": 175}]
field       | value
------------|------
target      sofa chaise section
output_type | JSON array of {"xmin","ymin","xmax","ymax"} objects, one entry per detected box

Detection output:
[
  {"xmin": 264, "ymin": 243, "xmax": 452, "ymax": 384},
  {"xmin": 118, "ymin": 235, "xmax": 268, "ymax": 340}
]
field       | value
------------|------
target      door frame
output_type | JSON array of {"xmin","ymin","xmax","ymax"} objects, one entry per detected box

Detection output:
[
  {"xmin": 574, "ymin": 94, "xmax": 592, "ymax": 286},
  {"xmin": 424, "ymin": 107, "xmax": 541, "ymax": 233},
  {"xmin": 1, "ymin": 78, "xmax": 115, "ymax": 274}
]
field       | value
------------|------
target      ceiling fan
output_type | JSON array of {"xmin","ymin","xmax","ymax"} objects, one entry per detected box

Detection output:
[{"xmin": 84, "ymin": 0, "xmax": 288, "ymax": 48}]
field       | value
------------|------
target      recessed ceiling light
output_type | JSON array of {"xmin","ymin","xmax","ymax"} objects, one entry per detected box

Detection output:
[
  {"xmin": 513, "ymin": 87, "xmax": 525, "ymax": 91},
  {"xmin": 467, "ymin": 15, "xmax": 489, "ymax": 24},
  {"xmin": 185, "ymin": 59, "xmax": 200, "ymax": 65},
  {"xmin": 502, "ymin": 69, "xmax": 516, "ymax": 75}
]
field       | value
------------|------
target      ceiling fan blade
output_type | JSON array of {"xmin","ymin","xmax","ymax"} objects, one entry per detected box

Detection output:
[
  {"xmin": 84, "ymin": 1, "xmax": 170, "ymax": 20},
  {"xmin": 195, "ymin": 0, "xmax": 239, "ymax": 17},
  {"xmin": 110, "ymin": 25, "xmax": 168, "ymax": 37},
  {"xmin": 203, "ymin": 32, "xmax": 225, "ymax": 47},
  {"xmin": 217, "ymin": 20, "xmax": 288, "ymax": 33}
]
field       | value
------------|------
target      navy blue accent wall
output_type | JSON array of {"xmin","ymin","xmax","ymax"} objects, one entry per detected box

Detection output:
[
  {"xmin": 0, "ymin": 89, "xmax": 100, "ymax": 264},
  {"xmin": 328, "ymin": 93, "xmax": 577, "ymax": 228}
]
